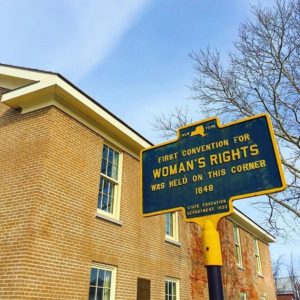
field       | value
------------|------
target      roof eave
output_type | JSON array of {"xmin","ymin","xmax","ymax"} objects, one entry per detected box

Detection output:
[
  {"xmin": 230, "ymin": 208, "xmax": 276, "ymax": 243},
  {"xmin": 1, "ymin": 74, "xmax": 151, "ymax": 156}
]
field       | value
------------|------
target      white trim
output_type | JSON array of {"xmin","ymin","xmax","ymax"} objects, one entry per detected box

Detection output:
[
  {"xmin": 0, "ymin": 65, "xmax": 53, "ymax": 81},
  {"xmin": 165, "ymin": 238, "xmax": 181, "ymax": 247},
  {"xmin": 95, "ymin": 212, "xmax": 123, "ymax": 226}
]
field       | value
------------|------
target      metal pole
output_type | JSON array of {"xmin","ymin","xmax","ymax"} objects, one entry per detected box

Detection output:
[
  {"xmin": 206, "ymin": 266, "xmax": 224, "ymax": 300},
  {"xmin": 201, "ymin": 219, "xmax": 225, "ymax": 300}
]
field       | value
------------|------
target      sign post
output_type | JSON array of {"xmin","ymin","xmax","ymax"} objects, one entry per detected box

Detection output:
[{"xmin": 141, "ymin": 114, "xmax": 286, "ymax": 299}]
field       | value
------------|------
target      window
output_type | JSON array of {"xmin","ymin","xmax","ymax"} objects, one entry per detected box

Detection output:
[
  {"xmin": 254, "ymin": 238, "xmax": 263, "ymax": 275},
  {"xmin": 165, "ymin": 212, "xmax": 179, "ymax": 242},
  {"xmin": 89, "ymin": 264, "xmax": 116, "ymax": 300},
  {"xmin": 165, "ymin": 278, "xmax": 180, "ymax": 300},
  {"xmin": 98, "ymin": 144, "xmax": 121, "ymax": 219},
  {"xmin": 240, "ymin": 292, "xmax": 247, "ymax": 300},
  {"xmin": 233, "ymin": 225, "xmax": 243, "ymax": 268}
]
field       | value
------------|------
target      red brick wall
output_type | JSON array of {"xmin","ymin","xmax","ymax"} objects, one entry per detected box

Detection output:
[
  {"xmin": 188, "ymin": 219, "xmax": 276, "ymax": 300},
  {"xmin": 220, "ymin": 219, "xmax": 276, "ymax": 300}
]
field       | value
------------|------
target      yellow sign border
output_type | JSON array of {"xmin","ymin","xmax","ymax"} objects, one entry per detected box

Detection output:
[{"xmin": 140, "ymin": 113, "xmax": 286, "ymax": 227}]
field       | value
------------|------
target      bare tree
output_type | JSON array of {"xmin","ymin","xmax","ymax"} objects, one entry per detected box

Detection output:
[
  {"xmin": 273, "ymin": 255, "xmax": 284, "ymax": 282},
  {"xmin": 152, "ymin": 106, "xmax": 193, "ymax": 139},
  {"xmin": 153, "ymin": 0, "xmax": 300, "ymax": 238}
]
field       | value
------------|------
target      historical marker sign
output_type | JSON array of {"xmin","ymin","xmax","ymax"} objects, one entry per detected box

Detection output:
[{"xmin": 141, "ymin": 114, "xmax": 286, "ymax": 222}]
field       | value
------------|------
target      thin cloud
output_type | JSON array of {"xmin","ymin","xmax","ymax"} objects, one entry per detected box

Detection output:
[{"xmin": 0, "ymin": 0, "xmax": 150, "ymax": 80}]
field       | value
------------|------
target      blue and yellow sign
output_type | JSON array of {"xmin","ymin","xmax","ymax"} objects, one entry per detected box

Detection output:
[{"xmin": 141, "ymin": 114, "xmax": 286, "ymax": 225}]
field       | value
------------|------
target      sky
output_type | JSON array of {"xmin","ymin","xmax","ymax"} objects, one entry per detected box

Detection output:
[{"xmin": 0, "ymin": 0, "xmax": 298, "ymax": 274}]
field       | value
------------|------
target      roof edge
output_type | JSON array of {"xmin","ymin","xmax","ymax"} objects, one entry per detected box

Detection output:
[
  {"xmin": 0, "ymin": 64, "xmax": 153, "ymax": 150},
  {"xmin": 0, "ymin": 63, "xmax": 153, "ymax": 146},
  {"xmin": 230, "ymin": 207, "xmax": 276, "ymax": 243}
]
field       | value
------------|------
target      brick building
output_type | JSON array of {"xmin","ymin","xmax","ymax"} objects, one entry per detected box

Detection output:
[{"xmin": 0, "ymin": 64, "xmax": 276, "ymax": 299}]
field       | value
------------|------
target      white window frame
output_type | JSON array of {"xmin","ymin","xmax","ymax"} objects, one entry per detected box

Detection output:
[
  {"xmin": 97, "ymin": 144, "xmax": 123, "ymax": 221},
  {"xmin": 89, "ymin": 263, "xmax": 117, "ymax": 300},
  {"xmin": 165, "ymin": 277, "xmax": 180, "ymax": 300},
  {"xmin": 254, "ymin": 238, "xmax": 263, "ymax": 275},
  {"xmin": 165, "ymin": 212, "xmax": 179, "ymax": 243},
  {"xmin": 240, "ymin": 292, "xmax": 247, "ymax": 300},
  {"xmin": 233, "ymin": 224, "xmax": 243, "ymax": 268}
]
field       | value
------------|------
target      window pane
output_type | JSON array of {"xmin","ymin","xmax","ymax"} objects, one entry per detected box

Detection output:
[
  {"xmin": 113, "ymin": 151, "xmax": 119, "ymax": 166},
  {"xmin": 172, "ymin": 282, "xmax": 176, "ymax": 295},
  {"xmin": 108, "ymin": 148, "xmax": 113, "ymax": 163},
  {"xmin": 165, "ymin": 213, "xmax": 174, "ymax": 237},
  {"xmin": 102, "ymin": 178, "xmax": 109, "ymax": 195},
  {"xmin": 97, "ymin": 270, "xmax": 105, "ymax": 287},
  {"xmin": 101, "ymin": 194, "xmax": 108, "ymax": 211},
  {"xmin": 108, "ymin": 183, "xmax": 114, "ymax": 213},
  {"xmin": 90, "ymin": 268, "xmax": 98, "ymax": 285},
  {"xmin": 233, "ymin": 226, "xmax": 238, "ymax": 243},
  {"xmin": 106, "ymin": 162, "xmax": 112, "ymax": 178},
  {"xmin": 107, "ymin": 197, "xmax": 113, "ymax": 213},
  {"xmin": 165, "ymin": 214, "xmax": 170, "ymax": 235},
  {"xmin": 112, "ymin": 165, "xmax": 118, "ymax": 180},
  {"xmin": 101, "ymin": 145, "xmax": 108, "ymax": 174},
  {"xmin": 103, "ymin": 288, "xmax": 111, "ymax": 300},
  {"xmin": 96, "ymin": 288, "xmax": 103, "ymax": 300},
  {"xmin": 89, "ymin": 286, "xmax": 96, "ymax": 300},
  {"xmin": 234, "ymin": 246, "xmax": 238, "ymax": 261},
  {"xmin": 104, "ymin": 270, "xmax": 112, "ymax": 288}
]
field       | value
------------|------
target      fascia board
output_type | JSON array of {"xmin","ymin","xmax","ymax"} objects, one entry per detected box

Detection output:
[
  {"xmin": 1, "ymin": 77, "xmax": 57, "ymax": 104},
  {"xmin": 229, "ymin": 208, "xmax": 276, "ymax": 244},
  {"xmin": 0, "ymin": 65, "xmax": 53, "ymax": 81}
]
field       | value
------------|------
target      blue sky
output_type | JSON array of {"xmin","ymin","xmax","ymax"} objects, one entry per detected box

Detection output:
[
  {"xmin": 1, "ymin": 0, "xmax": 297, "ymax": 272},
  {"xmin": 0, "ymin": 0, "xmax": 257, "ymax": 144}
]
